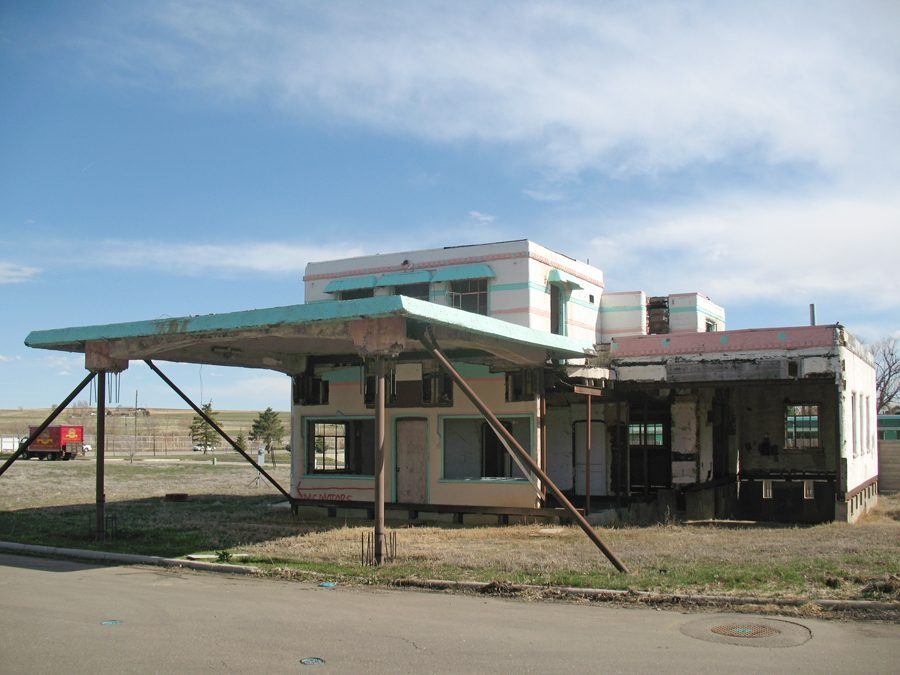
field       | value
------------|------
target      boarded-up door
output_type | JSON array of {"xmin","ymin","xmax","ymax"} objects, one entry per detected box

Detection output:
[
  {"xmin": 574, "ymin": 421, "xmax": 607, "ymax": 496},
  {"xmin": 396, "ymin": 418, "xmax": 427, "ymax": 503}
]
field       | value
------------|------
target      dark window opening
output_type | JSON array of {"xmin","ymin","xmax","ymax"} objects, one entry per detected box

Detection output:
[
  {"xmin": 628, "ymin": 402, "xmax": 671, "ymax": 494},
  {"xmin": 292, "ymin": 374, "xmax": 329, "ymax": 406},
  {"xmin": 363, "ymin": 368, "xmax": 453, "ymax": 407},
  {"xmin": 705, "ymin": 319, "xmax": 717, "ymax": 332},
  {"xmin": 647, "ymin": 296, "xmax": 670, "ymax": 334},
  {"xmin": 307, "ymin": 419, "xmax": 374, "ymax": 474},
  {"xmin": 550, "ymin": 284, "xmax": 563, "ymax": 335},
  {"xmin": 393, "ymin": 283, "xmax": 430, "ymax": 301},
  {"xmin": 338, "ymin": 288, "xmax": 374, "ymax": 300},
  {"xmin": 505, "ymin": 370, "xmax": 535, "ymax": 402},
  {"xmin": 785, "ymin": 404, "xmax": 820, "ymax": 448},
  {"xmin": 628, "ymin": 422, "xmax": 664, "ymax": 446},
  {"xmin": 448, "ymin": 279, "xmax": 488, "ymax": 315},
  {"xmin": 482, "ymin": 421, "xmax": 514, "ymax": 478}
]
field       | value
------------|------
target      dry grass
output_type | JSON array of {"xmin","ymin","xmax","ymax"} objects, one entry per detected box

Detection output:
[{"xmin": 1, "ymin": 460, "xmax": 898, "ymax": 601}]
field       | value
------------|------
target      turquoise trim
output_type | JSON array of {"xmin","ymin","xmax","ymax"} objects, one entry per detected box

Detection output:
[
  {"xmin": 548, "ymin": 268, "xmax": 584, "ymax": 290},
  {"xmin": 568, "ymin": 296, "xmax": 597, "ymax": 310},
  {"xmin": 669, "ymin": 305, "xmax": 726, "ymax": 322},
  {"xmin": 321, "ymin": 367, "xmax": 362, "ymax": 383},
  {"xmin": 324, "ymin": 275, "xmax": 378, "ymax": 293},
  {"xmin": 438, "ymin": 412, "xmax": 535, "ymax": 481},
  {"xmin": 376, "ymin": 270, "xmax": 433, "ymax": 287},
  {"xmin": 431, "ymin": 263, "xmax": 495, "ymax": 282},
  {"xmin": 25, "ymin": 295, "xmax": 592, "ymax": 359},
  {"xmin": 490, "ymin": 281, "xmax": 547, "ymax": 293},
  {"xmin": 598, "ymin": 305, "xmax": 644, "ymax": 313},
  {"xmin": 392, "ymin": 416, "xmax": 430, "ymax": 504}
]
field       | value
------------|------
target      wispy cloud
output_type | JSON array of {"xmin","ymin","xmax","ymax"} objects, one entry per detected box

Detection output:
[
  {"xmin": 92, "ymin": 241, "xmax": 366, "ymax": 275},
  {"xmin": 589, "ymin": 190, "xmax": 900, "ymax": 308},
  {"xmin": 468, "ymin": 211, "xmax": 495, "ymax": 225},
  {"xmin": 0, "ymin": 261, "xmax": 40, "ymax": 284},
  {"xmin": 83, "ymin": 2, "xmax": 899, "ymax": 180}
]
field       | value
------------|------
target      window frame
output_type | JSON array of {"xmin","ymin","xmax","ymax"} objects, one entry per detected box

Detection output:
[
  {"xmin": 784, "ymin": 403, "xmax": 821, "ymax": 450},
  {"xmin": 447, "ymin": 278, "xmax": 489, "ymax": 315},
  {"xmin": 305, "ymin": 417, "xmax": 375, "ymax": 476},
  {"xmin": 439, "ymin": 414, "xmax": 534, "ymax": 482}
]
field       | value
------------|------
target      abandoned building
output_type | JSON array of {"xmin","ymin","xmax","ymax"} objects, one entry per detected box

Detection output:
[{"xmin": 22, "ymin": 239, "xmax": 879, "ymax": 530}]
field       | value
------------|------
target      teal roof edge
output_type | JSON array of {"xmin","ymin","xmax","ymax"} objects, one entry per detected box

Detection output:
[{"xmin": 25, "ymin": 296, "xmax": 592, "ymax": 357}]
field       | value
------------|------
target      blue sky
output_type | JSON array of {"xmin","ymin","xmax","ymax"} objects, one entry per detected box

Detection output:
[{"xmin": 1, "ymin": 1, "xmax": 898, "ymax": 410}]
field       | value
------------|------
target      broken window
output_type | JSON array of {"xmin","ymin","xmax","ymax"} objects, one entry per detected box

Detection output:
[
  {"xmin": 393, "ymin": 282, "xmax": 430, "ymax": 301},
  {"xmin": 705, "ymin": 319, "xmax": 718, "ymax": 332},
  {"xmin": 803, "ymin": 480, "xmax": 815, "ymax": 500},
  {"xmin": 292, "ymin": 374, "xmax": 329, "ymax": 406},
  {"xmin": 338, "ymin": 288, "xmax": 375, "ymax": 301},
  {"xmin": 784, "ymin": 404, "xmax": 820, "ymax": 449},
  {"xmin": 505, "ymin": 370, "xmax": 535, "ymax": 402},
  {"xmin": 307, "ymin": 419, "xmax": 374, "ymax": 475},
  {"xmin": 442, "ymin": 417, "xmax": 530, "ymax": 480},
  {"xmin": 448, "ymin": 279, "xmax": 488, "ymax": 315},
  {"xmin": 628, "ymin": 422, "xmax": 664, "ymax": 446},
  {"xmin": 762, "ymin": 479, "xmax": 773, "ymax": 499},
  {"xmin": 422, "ymin": 370, "xmax": 453, "ymax": 406}
]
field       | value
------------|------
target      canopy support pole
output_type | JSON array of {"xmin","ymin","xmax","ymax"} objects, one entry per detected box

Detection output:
[
  {"xmin": 144, "ymin": 360, "xmax": 294, "ymax": 504},
  {"xmin": 420, "ymin": 331, "xmax": 628, "ymax": 573},
  {"xmin": 374, "ymin": 357, "xmax": 387, "ymax": 564},
  {"xmin": 96, "ymin": 372, "xmax": 106, "ymax": 540}
]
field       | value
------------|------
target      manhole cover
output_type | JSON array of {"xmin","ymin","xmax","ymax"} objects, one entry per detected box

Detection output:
[
  {"xmin": 680, "ymin": 615, "xmax": 811, "ymax": 648},
  {"xmin": 711, "ymin": 623, "xmax": 780, "ymax": 638}
]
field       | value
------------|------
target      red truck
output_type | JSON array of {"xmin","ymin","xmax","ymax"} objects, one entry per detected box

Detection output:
[{"xmin": 24, "ymin": 425, "xmax": 84, "ymax": 461}]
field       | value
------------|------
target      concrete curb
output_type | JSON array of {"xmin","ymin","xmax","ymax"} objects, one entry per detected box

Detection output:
[
  {"xmin": 390, "ymin": 578, "xmax": 900, "ymax": 613},
  {"xmin": 3, "ymin": 541, "xmax": 896, "ymax": 613},
  {"xmin": 0, "ymin": 541, "xmax": 261, "ymax": 575}
]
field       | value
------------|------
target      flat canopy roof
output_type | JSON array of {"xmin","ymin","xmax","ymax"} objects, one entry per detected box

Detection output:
[{"xmin": 25, "ymin": 296, "xmax": 593, "ymax": 372}]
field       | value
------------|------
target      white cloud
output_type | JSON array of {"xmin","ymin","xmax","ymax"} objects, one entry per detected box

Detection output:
[
  {"xmin": 468, "ymin": 211, "xmax": 495, "ymax": 225},
  {"xmin": 590, "ymin": 190, "xmax": 900, "ymax": 309},
  {"xmin": 88, "ymin": 2, "xmax": 899, "ymax": 179},
  {"xmin": 92, "ymin": 241, "xmax": 365, "ymax": 275},
  {"xmin": 0, "ymin": 261, "xmax": 40, "ymax": 284}
]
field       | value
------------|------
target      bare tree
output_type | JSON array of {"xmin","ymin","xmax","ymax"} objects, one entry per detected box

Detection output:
[{"xmin": 872, "ymin": 337, "xmax": 900, "ymax": 413}]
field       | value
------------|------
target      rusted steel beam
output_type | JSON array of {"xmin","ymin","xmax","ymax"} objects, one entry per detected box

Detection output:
[
  {"xmin": 144, "ymin": 360, "xmax": 293, "ymax": 503},
  {"xmin": 586, "ymin": 392, "xmax": 592, "ymax": 516},
  {"xmin": 374, "ymin": 358, "xmax": 386, "ymax": 564},
  {"xmin": 0, "ymin": 372, "xmax": 96, "ymax": 478},
  {"xmin": 420, "ymin": 333, "xmax": 628, "ymax": 573},
  {"xmin": 96, "ymin": 372, "xmax": 106, "ymax": 541}
]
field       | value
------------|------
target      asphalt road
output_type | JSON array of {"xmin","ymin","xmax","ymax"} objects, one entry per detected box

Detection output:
[{"xmin": 0, "ymin": 554, "xmax": 897, "ymax": 673}]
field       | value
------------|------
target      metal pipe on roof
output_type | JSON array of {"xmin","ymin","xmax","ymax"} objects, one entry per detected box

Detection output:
[{"xmin": 420, "ymin": 332, "xmax": 628, "ymax": 573}]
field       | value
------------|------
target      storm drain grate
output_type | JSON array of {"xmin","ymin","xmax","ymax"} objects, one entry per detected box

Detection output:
[{"xmin": 711, "ymin": 624, "xmax": 781, "ymax": 639}]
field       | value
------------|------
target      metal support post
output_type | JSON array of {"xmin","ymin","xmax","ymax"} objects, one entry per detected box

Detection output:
[
  {"xmin": 144, "ymin": 360, "xmax": 293, "ymax": 503},
  {"xmin": 539, "ymin": 390, "xmax": 548, "ymax": 507},
  {"xmin": 96, "ymin": 372, "xmax": 106, "ymax": 541},
  {"xmin": 0, "ymin": 372, "xmax": 96, "ymax": 478},
  {"xmin": 420, "ymin": 332, "xmax": 628, "ymax": 573},
  {"xmin": 585, "ymin": 393, "xmax": 592, "ymax": 516},
  {"xmin": 374, "ymin": 358, "xmax": 386, "ymax": 565}
]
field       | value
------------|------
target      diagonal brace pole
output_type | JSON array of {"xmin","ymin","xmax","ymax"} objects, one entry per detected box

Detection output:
[
  {"xmin": 145, "ymin": 360, "xmax": 293, "ymax": 503},
  {"xmin": 420, "ymin": 332, "xmax": 628, "ymax": 573},
  {"xmin": 0, "ymin": 372, "xmax": 96, "ymax": 478}
]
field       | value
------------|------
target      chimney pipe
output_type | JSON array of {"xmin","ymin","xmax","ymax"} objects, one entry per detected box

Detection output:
[{"xmin": 809, "ymin": 303, "xmax": 816, "ymax": 326}]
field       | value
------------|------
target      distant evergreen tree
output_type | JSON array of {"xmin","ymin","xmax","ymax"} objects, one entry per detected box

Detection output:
[
  {"xmin": 235, "ymin": 430, "xmax": 248, "ymax": 452},
  {"xmin": 249, "ymin": 407, "xmax": 285, "ymax": 467},
  {"xmin": 189, "ymin": 402, "xmax": 219, "ymax": 454}
]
